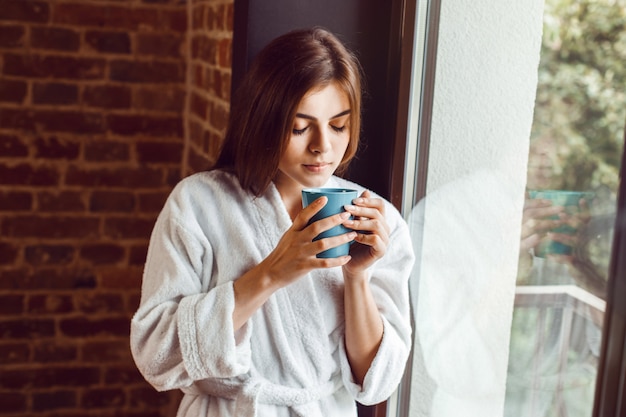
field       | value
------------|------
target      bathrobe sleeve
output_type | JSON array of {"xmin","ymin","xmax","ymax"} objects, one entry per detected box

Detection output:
[
  {"xmin": 338, "ymin": 200, "xmax": 415, "ymax": 405},
  {"xmin": 130, "ymin": 189, "xmax": 252, "ymax": 392}
]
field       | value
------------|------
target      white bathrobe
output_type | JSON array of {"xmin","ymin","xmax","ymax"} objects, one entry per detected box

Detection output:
[{"xmin": 130, "ymin": 170, "xmax": 414, "ymax": 417}]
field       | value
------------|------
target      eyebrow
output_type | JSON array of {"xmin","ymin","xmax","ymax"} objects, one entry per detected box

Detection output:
[{"xmin": 295, "ymin": 109, "xmax": 351, "ymax": 121}]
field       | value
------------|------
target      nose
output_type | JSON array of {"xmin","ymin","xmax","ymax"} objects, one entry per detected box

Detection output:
[{"xmin": 308, "ymin": 127, "xmax": 331, "ymax": 154}]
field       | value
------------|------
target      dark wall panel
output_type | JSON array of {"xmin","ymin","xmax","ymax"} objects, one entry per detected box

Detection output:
[{"xmin": 232, "ymin": 0, "xmax": 400, "ymax": 199}]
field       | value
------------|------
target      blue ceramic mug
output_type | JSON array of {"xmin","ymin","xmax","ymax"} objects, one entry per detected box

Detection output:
[{"xmin": 302, "ymin": 188, "xmax": 358, "ymax": 258}]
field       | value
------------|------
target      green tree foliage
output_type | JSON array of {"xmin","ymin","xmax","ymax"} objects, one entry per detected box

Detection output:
[{"xmin": 531, "ymin": 0, "xmax": 626, "ymax": 192}]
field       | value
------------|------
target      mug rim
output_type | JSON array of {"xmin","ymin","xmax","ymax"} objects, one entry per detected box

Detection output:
[{"xmin": 302, "ymin": 188, "xmax": 358, "ymax": 194}]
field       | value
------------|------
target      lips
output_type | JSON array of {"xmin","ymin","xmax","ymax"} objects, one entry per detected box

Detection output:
[
  {"xmin": 303, "ymin": 162, "xmax": 330, "ymax": 172},
  {"xmin": 303, "ymin": 163, "xmax": 330, "ymax": 173}
]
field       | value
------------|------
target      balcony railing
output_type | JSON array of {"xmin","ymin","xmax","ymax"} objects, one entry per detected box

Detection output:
[{"xmin": 511, "ymin": 285, "xmax": 606, "ymax": 417}]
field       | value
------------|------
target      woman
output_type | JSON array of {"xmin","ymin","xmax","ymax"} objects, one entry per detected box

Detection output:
[{"xmin": 131, "ymin": 27, "xmax": 414, "ymax": 416}]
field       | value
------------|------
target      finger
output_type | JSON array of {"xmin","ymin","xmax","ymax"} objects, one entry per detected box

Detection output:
[
  {"xmin": 353, "ymin": 231, "xmax": 387, "ymax": 255},
  {"xmin": 306, "ymin": 211, "xmax": 352, "ymax": 238},
  {"xmin": 293, "ymin": 196, "xmax": 327, "ymax": 231},
  {"xmin": 524, "ymin": 198, "xmax": 553, "ymax": 210},
  {"xmin": 344, "ymin": 218, "xmax": 389, "ymax": 243},
  {"xmin": 549, "ymin": 232, "xmax": 577, "ymax": 246},
  {"xmin": 353, "ymin": 193, "xmax": 386, "ymax": 215},
  {"xmin": 311, "ymin": 254, "xmax": 352, "ymax": 269},
  {"xmin": 311, "ymin": 231, "xmax": 357, "ymax": 255}
]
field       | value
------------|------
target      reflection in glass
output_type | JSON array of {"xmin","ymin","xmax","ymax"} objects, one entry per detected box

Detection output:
[{"xmin": 505, "ymin": 0, "xmax": 626, "ymax": 415}]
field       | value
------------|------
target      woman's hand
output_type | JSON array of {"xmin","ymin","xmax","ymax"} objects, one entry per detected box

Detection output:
[
  {"xmin": 260, "ymin": 196, "xmax": 356, "ymax": 287},
  {"xmin": 233, "ymin": 196, "xmax": 355, "ymax": 330},
  {"xmin": 520, "ymin": 197, "xmax": 565, "ymax": 253},
  {"xmin": 341, "ymin": 190, "xmax": 390, "ymax": 279}
]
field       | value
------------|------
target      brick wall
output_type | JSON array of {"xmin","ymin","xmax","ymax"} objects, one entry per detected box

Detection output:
[
  {"xmin": 186, "ymin": 0, "xmax": 232, "ymax": 175},
  {"xmin": 0, "ymin": 0, "xmax": 232, "ymax": 415}
]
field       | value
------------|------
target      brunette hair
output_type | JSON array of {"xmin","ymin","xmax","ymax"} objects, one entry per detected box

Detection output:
[{"xmin": 213, "ymin": 27, "xmax": 364, "ymax": 195}]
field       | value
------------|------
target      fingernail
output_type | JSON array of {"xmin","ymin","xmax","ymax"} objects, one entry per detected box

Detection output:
[
  {"xmin": 344, "ymin": 219, "xmax": 354, "ymax": 226},
  {"xmin": 344, "ymin": 205, "xmax": 355, "ymax": 210},
  {"xmin": 340, "ymin": 212, "xmax": 350, "ymax": 219},
  {"xmin": 353, "ymin": 198, "xmax": 364, "ymax": 204}
]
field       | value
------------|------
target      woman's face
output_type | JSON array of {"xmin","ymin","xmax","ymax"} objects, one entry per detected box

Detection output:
[{"xmin": 274, "ymin": 83, "xmax": 351, "ymax": 196}]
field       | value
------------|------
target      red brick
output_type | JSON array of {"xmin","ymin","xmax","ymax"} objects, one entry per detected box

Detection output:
[
  {"xmin": 0, "ymin": 133, "xmax": 29, "ymax": 157},
  {"xmin": 77, "ymin": 293, "xmax": 125, "ymax": 314},
  {"xmin": 83, "ymin": 340, "xmax": 131, "ymax": 362},
  {"xmin": 0, "ymin": 24, "xmax": 25, "ymax": 47},
  {"xmin": 108, "ymin": 114, "xmax": 183, "ymax": 137},
  {"xmin": 24, "ymin": 244, "xmax": 75, "ymax": 266},
  {"xmin": 206, "ymin": 68, "xmax": 231, "ymax": 101},
  {"xmin": 191, "ymin": 35, "xmax": 216, "ymax": 63},
  {"xmin": 82, "ymin": 387, "xmax": 126, "ymax": 408},
  {"xmin": 37, "ymin": 190, "xmax": 85, "ymax": 212},
  {"xmin": 90, "ymin": 190, "xmax": 135, "ymax": 212},
  {"xmin": 137, "ymin": 141, "xmax": 183, "ymax": 163},
  {"xmin": 190, "ymin": 92, "xmax": 207, "ymax": 118},
  {"xmin": 84, "ymin": 140, "xmax": 130, "ymax": 162},
  {"xmin": 27, "ymin": 294, "xmax": 74, "ymax": 314},
  {"xmin": 158, "ymin": 7, "xmax": 187, "ymax": 33},
  {"xmin": 137, "ymin": 33, "xmax": 184, "ymax": 58},
  {"xmin": 129, "ymin": 386, "xmax": 172, "ymax": 408},
  {"xmin": 207, "ymin": 5, "xmax": 226, "ymax": 31},
  {"xmin": 104, "ymin": 364, "xmax": 145, "ymax": 384},
  {"xmin": 0, "ymin": 163, "xmax": 59, "ymax": 186},
  {"xmin": 129, "ymin": 243, "xmax": 148, "ymax": 265},
  {"xmin": 31, "ymin": 26, "xmax": 80, "ymax": 51},
  {"xmin": 0, "ymin": 342, "xmax": 30, "ymax": 364},
  {"xmin": 33, "ymin": 390, "xmax": 77, "ymax": 411},
  {"xmin": 210, "ymin": 102, "xmax": 228, "ymax": 131},
  {"xmin": 33, "ymin": 342, "xmax": 78, "ymax": 363},
  {"xmin": 99, "ymin": 267, "xmax": 143, "ymax": 289},
  {"xmin": 104, "ymin": 216, "xmax": 155, "ymax": 239},
  {"xmin": 133, "ymin": 86, "xmax": 185, "ymax": 112},
  {"xmin": 225, "ymin": 3, "xmax": 234, "ymax": 31},
  {"xmin": 217, "ymin": 38, "xmax": 232, "ymax": 68},
  {"xmin": 34, "ymin": 110, "xmax": 106, "ymax": 134},
  {"xmin": 137, "ymin": 191, "xmax": 168, "ymax": 212},
  {"xmin": 0, "ymin": 319, "xmax": 55, "ymax": 339},
  {"xmin": 83, "ymin": 84, "xmax": 131, "ymax": 109},
  {"xmin": 0, "ymin": 78, "xmax": 27, "ymax": 103},
  {"xmin": 0, "ymin": 108, "xmax": 105, "ymax": 134},
  {"xmin": 0, "ymin": 268, "xmax": 97, "ymax": 290},
  {"xmin": 188, "ymin": 146, "xmax": 212, "ymax": 174},
  {"xmin": 166, "ymin": 166, "xmax": 182, "ymax": 186},
  {"xmin": 54, "ymin": 3, "xmax": 159, "ymax": 31},
  {"xmin": 0, "ymin": 294, "xmax": 24, "ymax": 314},
  {"xmin": 2, "ymin": 215, "xmax": 100, "ymax": 238},
  {"xmin": 110, "ymin": 59, "xmax": 185, "ymax": 83},
  {"xmin": 0, "ymin": 0, "xmax": 50, "ymax": 23},
  {"xmin": 60, "ymin": 316, "xmax": 130, "ymax": 337},
  {"xmin": 85, "ymin": 30, "xmax": 131, "ymax": 54},
  {"xmin": 3, "ymin": 53, "xmax": 106, "ymax": 80},
  {"xmin": 33, "ymin": 82, "xmax": 79, "ymax": 105},
  {"xmin": 0, "ymin": 241, "xmax": 20, "ymax": 264},
  {"xmin": 35, "ymin": 136, "xmax": 80, "ymax": 159},
  {"xmin": 66, "ymin": 166, "xmax": 165, "ymax": 188},
  {"xmin": 0, "ymin": 367, "xmax": 100, "ymax": 389},
  {"xmin": 0, "ymin": 392, "xmax": 27, "ymax": 412},
  {"xmin": 80, "ymin": 243, "xmax": 125, "ymax": 264},
  {"xmin": 0, "ymin": 190, "xmax": 32, "ymax": 211},
  {"xmin": 192, "ymin": 4, "xmax": 206, "ymax": 30}
]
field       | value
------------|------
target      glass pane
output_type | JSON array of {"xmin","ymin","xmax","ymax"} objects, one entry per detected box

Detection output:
[{"xmin": 504, "ymin": 1, "xmax": 626, "ymax": 416}]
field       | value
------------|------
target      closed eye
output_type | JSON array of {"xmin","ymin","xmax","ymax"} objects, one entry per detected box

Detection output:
[
  {"xmin": 293, "ymin": 126, "xmax": 309, "ymax": 136},
  {"xmin": 331, "ymin": 125, "xmax": 346, "ymax": 133}
]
